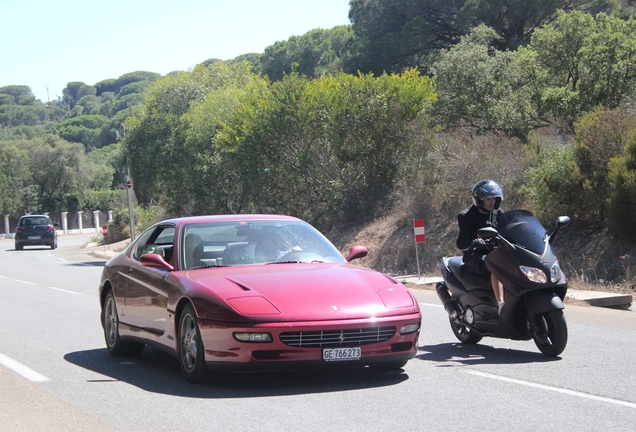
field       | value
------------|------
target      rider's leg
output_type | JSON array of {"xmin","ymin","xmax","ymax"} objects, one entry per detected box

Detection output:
[
  {"xmin": 491, "ymin": 274, "xmax": 504, "ymax": 314},
  {"xmin": 490, "ymin": 273, "xmax": 503, "ymax": 303}
]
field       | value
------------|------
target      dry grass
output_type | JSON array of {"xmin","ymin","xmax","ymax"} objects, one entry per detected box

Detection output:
[
  {"xmin": 567, "ymin": 278, "xmax": 636, "ymax": 294},
  {"xmin": 563, "ymin": 297, "xmax": 592, "ymax": 307}
]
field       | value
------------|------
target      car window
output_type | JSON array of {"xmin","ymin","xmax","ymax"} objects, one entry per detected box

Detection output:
[
  {"xmin": 181, "ymin": 220, "xmax": 344, "ymax": 269},
  {"xmin": 20, "ymin": 217, "xmax": 50, "ymax": 226},
  {"xmin": 133, "ymin": 225, "xmax": 176, "ymax": 262}
]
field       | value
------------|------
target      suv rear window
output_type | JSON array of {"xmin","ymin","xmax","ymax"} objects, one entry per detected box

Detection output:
[{"xmin": 20, "ymin": 217, "xmax": 50, "ymax": 226}]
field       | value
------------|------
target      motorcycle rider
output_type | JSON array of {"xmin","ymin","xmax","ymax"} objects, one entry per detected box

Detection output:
[{"xmin": 456, "ymin": 180, "xmax": 505, "ymax": 315}]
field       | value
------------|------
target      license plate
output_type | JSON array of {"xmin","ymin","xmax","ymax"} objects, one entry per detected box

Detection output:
[
  {"xmin": 28, "ymin": 236, "xmax": 41, "ymax": 240},
  {"xmin": 323, "ymin": 347, "xmax": 361, "ymax": 362}
]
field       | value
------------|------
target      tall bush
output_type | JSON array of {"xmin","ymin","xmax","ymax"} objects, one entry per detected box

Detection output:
[
  {"xmin": 573, "ymin": 107, "xmax": 636, "ymax": 221},
  {"xmin": 522, "ymin": 139, "xmax": 581, "ymax": 225},
  {"xmin": 607, "ymin": 131, "xmax": 636, "ymax": 239}
]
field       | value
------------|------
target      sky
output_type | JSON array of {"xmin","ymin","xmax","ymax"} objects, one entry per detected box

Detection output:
[{"xmin": 1, "ymin": 0, "xmax": 352, "ymax": 103}]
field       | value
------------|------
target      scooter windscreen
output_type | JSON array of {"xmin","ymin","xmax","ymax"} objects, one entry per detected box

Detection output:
[{"xmin": 497, "ymin": 210, "xmax": 547, "ymax": 255}]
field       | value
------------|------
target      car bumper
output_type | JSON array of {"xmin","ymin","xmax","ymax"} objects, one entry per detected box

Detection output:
[
  {"xmin": 198, "ymin": 313, "xmax": 421, "ymax": 370},
  {"xmin": 15, "ymin": 234, "xmax": 55, "ymax": 246}
]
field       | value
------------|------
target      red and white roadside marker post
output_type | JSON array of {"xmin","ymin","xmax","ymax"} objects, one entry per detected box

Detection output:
[
  {"xmin": 102, "ymin": 225, "xmax": 109, "ymax": 250},
  {"xmin": 413, "ymin": 219, "xmax": 426, "ymax": 279}
]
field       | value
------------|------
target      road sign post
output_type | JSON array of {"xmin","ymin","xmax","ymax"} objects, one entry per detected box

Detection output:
[
  {"xmin": 413, "ymin": 219, "xmax": 426, "ymax": 279},
  {"xmin": 102, "ymin": 225, "xmax": 109, "ymax": 250}
]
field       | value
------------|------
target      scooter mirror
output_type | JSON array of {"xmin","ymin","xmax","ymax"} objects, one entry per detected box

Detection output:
[
  {"xmin": 549, "ymin": 216, "xmax": 570, "ymax": 243},
  {"xmin": 556, "ymin": 216, "xmax": 570, "ymax": 228},
  {"xmin": 477, "ymin": 227, "xmax": 498, "ymax": 239}
]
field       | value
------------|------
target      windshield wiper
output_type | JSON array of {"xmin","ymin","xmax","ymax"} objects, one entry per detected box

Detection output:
[
  {"xmin": 191, "ymin": 264, "xmax": 231, "ymax": 269},
  {"xmin": 268, "ymin": 259, "xmax": 326, "ymax": 265}
]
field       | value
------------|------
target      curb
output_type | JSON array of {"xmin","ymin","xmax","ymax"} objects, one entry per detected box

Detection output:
[{"xmin": 395, "ymin": 275, "xmax": 633, "ymax": 309}]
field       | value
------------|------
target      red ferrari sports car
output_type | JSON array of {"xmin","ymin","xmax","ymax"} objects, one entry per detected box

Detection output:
[{"xmin": 99, "ymin": 215, "xmax": 421, "ymax": 382}]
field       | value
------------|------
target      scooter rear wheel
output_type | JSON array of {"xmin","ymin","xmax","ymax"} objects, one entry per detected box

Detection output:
[
  {"xmin": 449, "ymin": 316, "xmax": 483, "ymax": 345},
  {"xmin": 532, "ymin": 309, "xmax": 568, "ymax": 357}
]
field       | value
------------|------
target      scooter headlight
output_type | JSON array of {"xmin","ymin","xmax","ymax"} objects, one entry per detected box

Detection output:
[
  {"xmin": 550, "ymin": 260, "xmax": 561, "ymax": 283},
  {"xmin": 519, "ymin": 266, "xmax": 547, "ymax": 284}
]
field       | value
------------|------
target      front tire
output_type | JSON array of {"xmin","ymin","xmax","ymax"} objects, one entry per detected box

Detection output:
[
  {"xmin": 449, "ymin": 316, "xmax": 483, "ymax": 345},
  {"xmin": 103, "ymin": 291, "xmax": 144, "ymax": 356},
  {"xmin": 178, "ymin": 304, "xmax": 209, "ymax": 383},
  {"xmin": 532, "ymin": 309, "xmax": 568, "ymax": 357}
]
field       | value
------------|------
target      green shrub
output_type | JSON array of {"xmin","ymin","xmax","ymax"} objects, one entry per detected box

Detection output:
[
  {"xmin": 607, "ymin": 132, "xmax": 636, "ymax": 239},
  {"xmin": 521, "ymin": 141, "xmax": 581, "ymax": 225}
]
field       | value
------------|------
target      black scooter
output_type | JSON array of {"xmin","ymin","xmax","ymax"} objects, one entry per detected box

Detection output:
[{"xmin": 436, "ymin": 210, "xmax": 570, "ymax": 357}]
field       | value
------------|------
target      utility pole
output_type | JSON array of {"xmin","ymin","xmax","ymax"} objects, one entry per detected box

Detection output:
[
  {"xmin": 125, "ymin": 149, "xmax": 135, "ymax": 242},
  {"xmin": 126, "ymin": 173, "xmax": 135, "ymax": 241}
]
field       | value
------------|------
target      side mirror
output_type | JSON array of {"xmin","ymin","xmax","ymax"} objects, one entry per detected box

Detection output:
[
  {"xmin": 346, "ymin": 245, "xmax": 368, "ymax": 262},
  {"xmin": 478, "ymin": 226, "xmax": 516, "ymax": 251},
  {"xmin": 477, "ymin": 227, "xmax": 498, "ymax": 239},
  {"xmin": 549, "ymin": 216, "xmax": 570, "ymax": 243},
  {"xmin": 140, "ymin": 253, "xmax": 174, "ymax": 271},
  {"xmin": 556, "ymin": 216, "xmax": 570, "ymax": 228}
]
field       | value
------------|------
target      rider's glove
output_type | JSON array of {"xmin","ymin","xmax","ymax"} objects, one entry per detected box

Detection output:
[{"xmin": 470, "ymin": 238, "xmax": 486, "ymax": 249}]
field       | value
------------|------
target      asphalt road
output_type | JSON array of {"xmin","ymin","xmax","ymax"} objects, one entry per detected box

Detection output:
[{"xmin": 1, "ymin": 234, "xmax": 635, "ymax": 431}]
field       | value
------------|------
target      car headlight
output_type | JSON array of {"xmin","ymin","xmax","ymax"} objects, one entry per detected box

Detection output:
[
  {"xmin": 519, "ymin": 266, "xmax": 547, "ymax": 284},
  {"xmin": 550, "ymin": 261, "xmax": 561, "ymax": 283},
  {"xmin": 233, "ymin": 332, "xmax": 272, "ymax": 342},
  {"xmin": 400, "ymin": 323, "xmax": 420, "ymax": 334}
]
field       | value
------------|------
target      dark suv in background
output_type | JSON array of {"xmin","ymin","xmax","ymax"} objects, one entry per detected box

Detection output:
[{"xmin": 15, "ymin": 215, "xmax": 58, "ymax": 250}]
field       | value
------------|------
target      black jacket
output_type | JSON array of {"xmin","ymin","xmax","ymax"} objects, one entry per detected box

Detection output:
[{"xmin": 456, "ymin": 205, "xmax": 501, "ymax": 251}]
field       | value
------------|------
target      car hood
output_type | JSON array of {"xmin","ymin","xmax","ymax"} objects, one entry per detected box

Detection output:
[{"xmin": 182, "ymin": 264, "xmax": 417, "ymax": 321}]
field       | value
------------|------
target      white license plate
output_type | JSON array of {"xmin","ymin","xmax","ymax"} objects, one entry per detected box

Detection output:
[
  {"xmin": 323, "ymin": 347, "xmax": 361, "ymax": 362},
  {"xmin": 28, "ymin": 236, "xmax": 41, "ymax": 240}
]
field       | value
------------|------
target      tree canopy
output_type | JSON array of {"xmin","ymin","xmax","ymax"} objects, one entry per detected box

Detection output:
[
  {"xmin": 3, "ymin": 3, "xmax": 636, "ymax": 250},
  {"xmin": 123, "ymin": 62, "xmax": 435, "ymax": 225}
]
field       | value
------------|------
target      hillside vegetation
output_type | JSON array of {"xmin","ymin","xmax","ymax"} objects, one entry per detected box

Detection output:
[{"xmin": 2, "ymin": 2, "xmax": 636, "ymax": 290}]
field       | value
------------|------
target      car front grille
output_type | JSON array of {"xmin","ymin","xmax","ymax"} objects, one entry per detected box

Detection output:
[{"xmin": 280, "ymin": 327, "xmax": 396, "ymax": 348}]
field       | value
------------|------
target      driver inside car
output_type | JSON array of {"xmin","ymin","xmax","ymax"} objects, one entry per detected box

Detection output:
[{"xmin": 254, "ymin": 229, "xmax": 301, "ymax": 263}]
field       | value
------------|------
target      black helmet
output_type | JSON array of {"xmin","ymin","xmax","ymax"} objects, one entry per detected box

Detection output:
[{"xmin": 472, "ymin": 180, "xmax": 503, "ymax": 210}]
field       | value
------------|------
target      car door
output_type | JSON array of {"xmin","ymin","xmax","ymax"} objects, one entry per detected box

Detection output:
[{"xmin": 124, "ymin": 224, "xmax": 177, "ymax": 334}]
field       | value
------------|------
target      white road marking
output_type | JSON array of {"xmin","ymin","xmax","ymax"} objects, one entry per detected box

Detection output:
[
  {"xmin": 0, "ymin": 353, "xmax": 50, "ymax": 382},
  {"xmin": 48, "ymin": 287, "xmax": 81, "ymax": 295},
  {"xmin": 419, "ymin": 302, "xmax": 443, "ymax": 308},
  {"xmin": 2, "ymin": 277, "xmax": 81, "ymax": 295},
  {"xmin": 14, "ymin": 279, "xmax": 37, "ymax": 285},
  {"xmin": 464, "ymin": 370, "xmax": 636, "ymax": 409}
]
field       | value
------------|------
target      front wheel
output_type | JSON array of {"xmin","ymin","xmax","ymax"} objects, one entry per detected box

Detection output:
[
  {"xmin": 178, "ymin": 304, "xmax": 209, "ymax": 383},
  {"xmin": 449, "ymin": 316, "xmax": 483, "ymax": 345},
  {"xmin": 103, "ymin": 291, "xmax": 144, "ymax": 356},
  {"xmin": 532, "ymin": 309, "xmax": 568, "ymax": 357}
]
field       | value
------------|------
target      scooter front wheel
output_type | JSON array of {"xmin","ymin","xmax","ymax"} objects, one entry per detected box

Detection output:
[
  {"xmin": 532, "ymin": 309, "xmax": 568, "ymax": 357},
  {"xmin": 449, "ymin": 316, "xmax": 483, "ymax": 345}
]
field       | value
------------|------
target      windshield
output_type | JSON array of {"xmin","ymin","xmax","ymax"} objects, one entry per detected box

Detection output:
[
  {"xmin": 497, "ymin": 210, "xmax": 547, "ymax": 255},
  {"xmin": 181, "ymin": 220, "xmax": 345, "ymax": 269}
]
